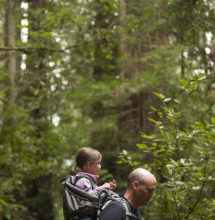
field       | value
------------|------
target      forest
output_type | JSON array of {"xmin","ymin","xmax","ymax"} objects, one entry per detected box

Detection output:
[{"xmin": 0, "ymin": 0, "xmax": 215, "ymax": 219}]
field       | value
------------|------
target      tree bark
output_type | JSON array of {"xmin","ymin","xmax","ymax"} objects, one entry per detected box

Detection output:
[
  {"xmin": 118, "ymin": 0, "xmax": 127, "ymax": 80},
  {"xmin": 4, "ymin": 0, "xmax": 21, "ymax": 126},
  {"xmin": 5, "ymin": 0, "xmax": 17, "ymax": 103}
]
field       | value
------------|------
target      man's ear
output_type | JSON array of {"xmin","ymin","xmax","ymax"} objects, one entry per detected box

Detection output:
[{"xmin": 132, "ymin": 180, "xmax": 139, "ymax": 190}]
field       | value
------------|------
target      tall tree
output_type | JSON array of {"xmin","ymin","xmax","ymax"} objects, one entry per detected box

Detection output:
[
  {"xmin": 4, "ymin": 0, "xmax": 21, "ymax": 125},
  {"xmin": 19, "ymin": 0, "xmax": 55, "ymax": 219},
  {"xmin": 81, "ymin": 0, "xmax": 120, "ymax": 175},
  {"xmin": 117, "ymin": 0, "xmax": 169, "ymax": 158}
]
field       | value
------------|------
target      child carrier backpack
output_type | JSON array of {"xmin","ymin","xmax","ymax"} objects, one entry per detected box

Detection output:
[
  {"xmin": 61, "ymin": 175, "xmax": 99, "ymax": 220},
  {"xmin": 61, "ymin": 176, "xmax": 142, "ymax": 220}
]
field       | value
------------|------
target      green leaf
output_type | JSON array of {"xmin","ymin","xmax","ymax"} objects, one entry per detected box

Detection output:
[
  {"xmin": 153, "ymin": 92, "xmax": 165, "ymax": 100},
  {"xmin": 181, "ymin": 79, "xmax": 188, "ymax": 88},
  {"xmin": 137, "ymin": 143, "xmax": 148, "ymax": 149},
  {"xmin": 148, "ymin": 118, "xmax": 157, "ymax": 124},
  {"xmin": 0, "ymin": 198, "xmax": 9, "ymax": 206},
  {"xmin": 175, "ymin": 181, "xmax": 184, "ymax": 185},
  {"xmin": 211, "ymin": 117, "xmax": 215, "ymax": 124},
  {"xmin": 192, "ymin": 186, "xmax": 201, "ymax": 190},
  {"xmin": 151, "ymin": 106, "xmax": 157, "ymax": 111},
  {"xmin": 141, "ymin": 134, "xmax": 155, "ymax": 139},
  {"xmin": 164, "ymin": 98, "xmax": 171, "ymax": 102},
  {"xmin": 122, "ymin": 149, "xmax": 128, "ymax": 155},
  {"xmin": 190, "ymin": 81, "xmax": 197, "ymax": 89},
  {"xmin": 149, "ymin": 118, "xmax": 162, "ymax": 126},
  {"xmin": 173, "ymin": 99, "xmax": 181, "ymax": 104},
  {"xmin": 197, "ymin": 73, "xmax": 206, "ymax": 81},
  {"xmin": 154, "ymin": 149, "xmax": 166, "ymax": 155},
  {"xmin": 166, "ymin": 164, "xmax": 175, "ymax": 169}
]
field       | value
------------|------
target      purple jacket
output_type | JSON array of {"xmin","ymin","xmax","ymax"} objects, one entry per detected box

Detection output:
[{"xmin": 70, "ymin": 172, "xmax": 103, "ymax": 197}]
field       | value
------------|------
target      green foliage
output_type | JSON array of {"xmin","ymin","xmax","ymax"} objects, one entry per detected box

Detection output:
[
  {"xmin": 118, "ymin": 149, "xmax": 141, "ymax": 167},
  {"xmin": 123, "ymin": 93, "xmax": 215, "ymax": 219},
  {"xmin": 1, "ymin": 0, "xmax": 215, "ymax": 219}
]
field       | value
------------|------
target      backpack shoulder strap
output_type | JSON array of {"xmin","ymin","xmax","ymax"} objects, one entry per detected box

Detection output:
[
  {"xmin": 97, "ymin": 191, "xmax": 141, "ymax": 220},
  {"xmin": 74, "ymin": 174, "xmax": 96, "ymax": 189},
  {"xmin": 120, "ymin": 199, "xmax": 141, "ymax": 220}
]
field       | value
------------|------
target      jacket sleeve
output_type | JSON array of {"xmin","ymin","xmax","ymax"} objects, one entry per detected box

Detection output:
[{"xmin": 75, "ymin": 177, "xmax": 102, "ymax": 197}]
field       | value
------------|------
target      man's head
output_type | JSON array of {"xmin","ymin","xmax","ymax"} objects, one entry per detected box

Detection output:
[{"xmin": 125, "ymin": 168, "xmax": 156, "ymax": 208}]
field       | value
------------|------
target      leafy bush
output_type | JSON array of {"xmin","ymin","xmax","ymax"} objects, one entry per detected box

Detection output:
[{"xmin": 119, "ymin": 93, "xmax": 215, "ymax": 220}]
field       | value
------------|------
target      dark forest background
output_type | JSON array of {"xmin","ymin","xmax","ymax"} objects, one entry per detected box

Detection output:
[{"xmin": 0, "ymin": 0, "xmax": 215, "ymax": 219}]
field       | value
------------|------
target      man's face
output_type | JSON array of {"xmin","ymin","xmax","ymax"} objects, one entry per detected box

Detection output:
[{"xmin": 136, "ymin": 178, "xmax": 156, "ymax": 206}]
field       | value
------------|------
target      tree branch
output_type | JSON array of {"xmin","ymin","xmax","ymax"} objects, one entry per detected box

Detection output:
[{"xmin": 0, "ymin": 40, "xmax": 93, "ymax": 54}]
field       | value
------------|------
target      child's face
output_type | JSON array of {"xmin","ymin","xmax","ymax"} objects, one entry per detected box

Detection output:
[{"xmin": 87, "ymin": 159, "xmax": 101, "ymax": 175}]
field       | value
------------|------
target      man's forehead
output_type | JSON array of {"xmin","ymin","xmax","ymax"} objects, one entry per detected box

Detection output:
[{"xmin": 144, "ymin": 178, "xmax": 156, "ymax": 187}]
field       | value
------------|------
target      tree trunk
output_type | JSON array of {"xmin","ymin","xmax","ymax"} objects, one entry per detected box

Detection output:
[
  {"xmin": 22, "ymin": 1, "xmax": 54, "ymax": 219},
  {"xmin": 5, "ymin": 0, "xmax": 17, "ymax": 103},
  {"xmin": 117, "ymin": 0, "xmax": 168, "ymax": 152},
  {"xmin": 118, "ymin": 0, "xmax": 127, "ymax": 80},
  {"xmin": 4, "ymin": 0, "xmax": 21, "ymax": 126},
  {"xmin": 118, "ymin": 0, "xmax": 143, "ymax": 149},
  {"xmin": 89, "ymin": 0, "xmax": 120, "ymax": 175}
]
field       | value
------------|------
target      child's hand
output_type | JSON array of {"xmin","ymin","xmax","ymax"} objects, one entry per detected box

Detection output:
[
  {"xmin": 101, "ymin": 183, "xmax": 111, "ymax": 190},
  {"xmin": 109, "ymin": 180, "xmax": 116, "ymax": 190},
  {"xmin": 101, "ymin": 180, "xmax": 116, "ymax": 190}
]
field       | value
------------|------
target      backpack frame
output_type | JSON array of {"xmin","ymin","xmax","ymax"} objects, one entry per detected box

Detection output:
[{"xmin": 61, "ymin": 176, "xmax": 99, "ymax": 220}]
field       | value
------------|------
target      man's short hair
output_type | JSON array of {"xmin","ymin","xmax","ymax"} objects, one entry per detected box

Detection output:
[{"xmin": 127, "ymin": 168, "xmax": 153, "ymax": 187}]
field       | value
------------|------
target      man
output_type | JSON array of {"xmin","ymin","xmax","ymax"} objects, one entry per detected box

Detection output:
[{"xmin": 99, "ymin": 168, "xmax": 157, "ymax": 220}]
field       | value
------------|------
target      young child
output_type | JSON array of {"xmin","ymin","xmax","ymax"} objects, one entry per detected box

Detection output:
[{"xmin": 70, "ymin": 147, "xmax": 116, "ymax": 220}]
